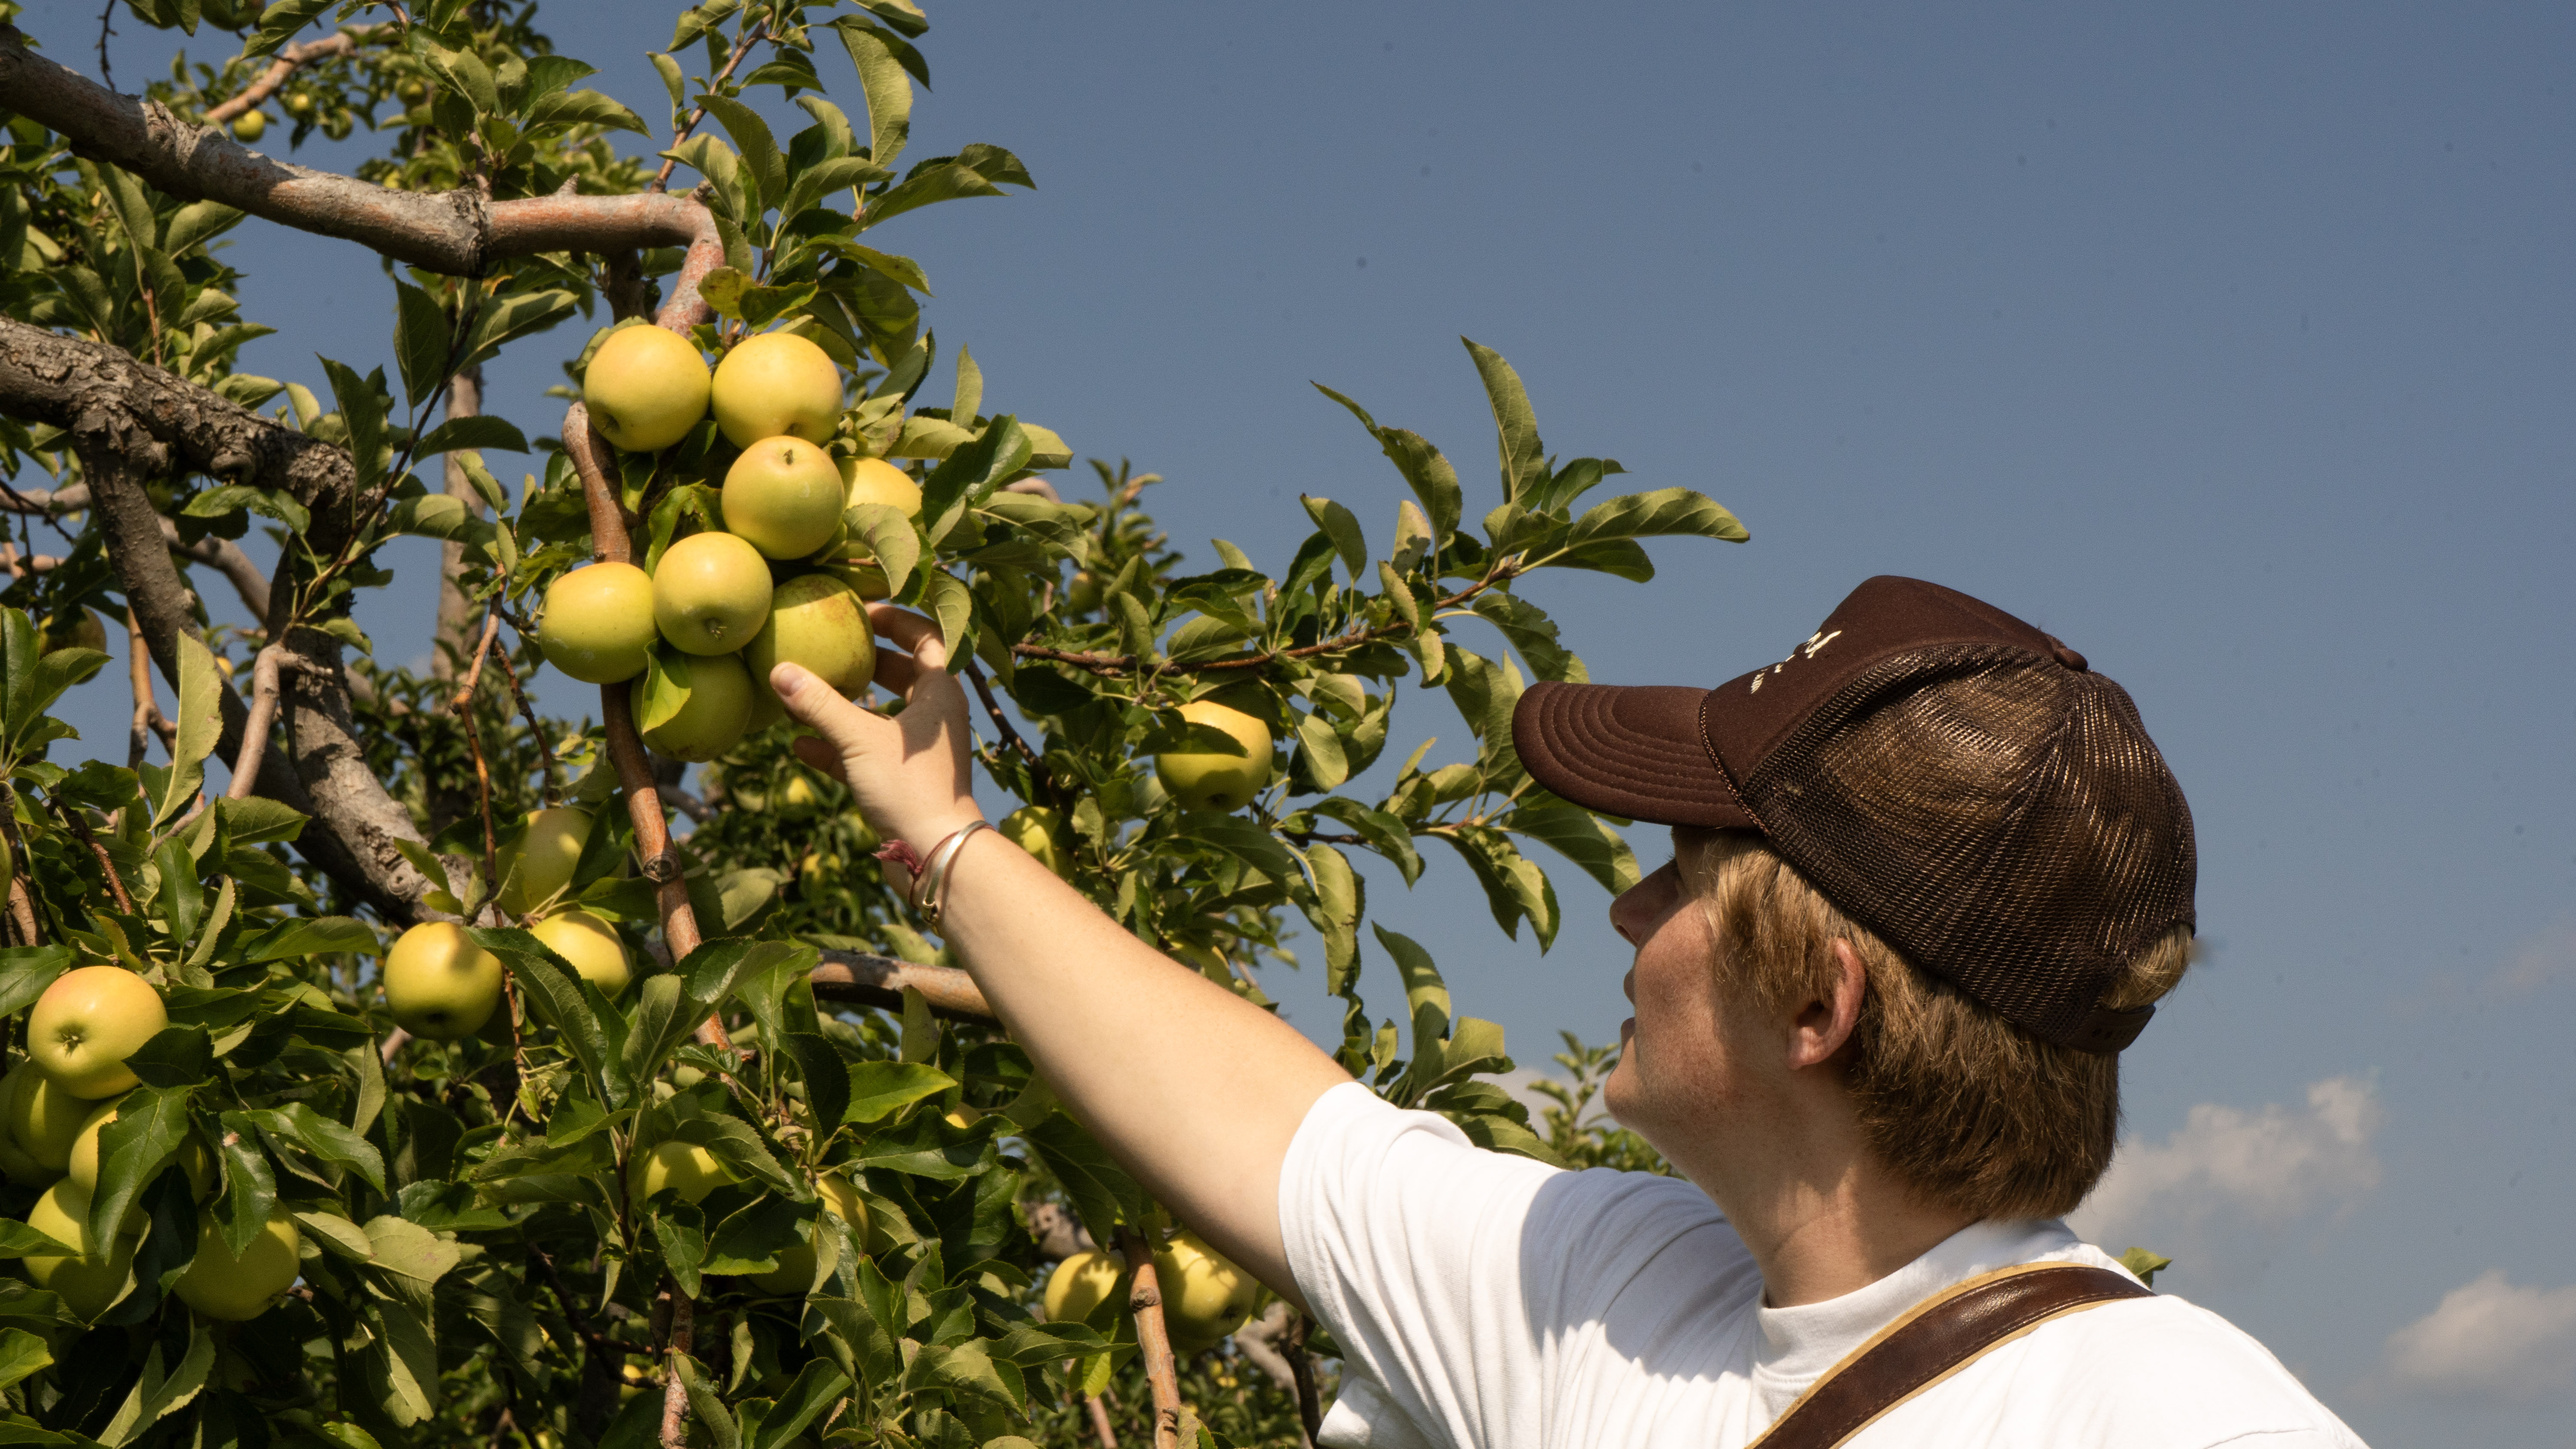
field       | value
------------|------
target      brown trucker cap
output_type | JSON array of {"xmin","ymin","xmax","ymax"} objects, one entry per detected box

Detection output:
[{"xmin": 1512, "ymin": 575, "xmax": 2195, "ymax": 1054}]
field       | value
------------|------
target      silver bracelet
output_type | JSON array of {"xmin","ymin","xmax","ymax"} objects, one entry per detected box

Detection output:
[{"xmin": 911, "ymin": 820, "xmax": 992, "ymax": 930}]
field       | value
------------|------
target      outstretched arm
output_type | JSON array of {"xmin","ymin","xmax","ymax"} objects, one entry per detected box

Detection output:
[{"xmin": 772, "ymin": 606, "xmax": 1350, "ymax": 1302}]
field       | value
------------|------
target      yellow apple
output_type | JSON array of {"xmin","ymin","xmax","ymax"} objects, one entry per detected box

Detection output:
[
  {"xmin": 710, "ymin": 331, "xmax": 841, "ymax": 447},
  {"xmin": 744, "ymin": 1171, "xmax": 871, "ymax": 1294},
  {"xmin": 1152, "ymin": 700, "xmax": 1275, "ymax": 813},
  {"xmin": 41, "ymin": 607, "xmax": 107, "ymax": 656},
  {"xmin": 632, "ymin": 1140, "xmax": 733, "ymax": 1204},
  {"xmin": 779, "ymin": 774, "xmax": 822, "ymax": 816},
  {"xmin": 633, "ymin": 650, "xmax": 752, "ymax": 762},
  {"xmin": 530, "ymin": 909, "xmax": 632, "ymax": 995},
  {"xmin": 827, "ymin": 561, "xmax": 892, "ymax": 601},
  {"xmin": 723, "ymin": 437, "xmax": 847, "ymax": 561},
  {"xmin": 797, "ymin": 850, "xmax": 841, "ymax": 896},
  {"xmin": 173, "ymin": 1206, "xmax": 303, "ymax": 1320},
  {"xmin": 381, "ymin": 922, "xmax": 505, "ymax": 1040},
  {"xmin": 0, "ymin": 1060, "xmax": 84, "ymax": 1177},
  {"xmin": 742, "ymin": 573, "xmax": 875, "ymax": 730},
  {"xmin": 230, "ymin": 109, "xmax": 265, "ymax": 143},
  {"xmin": 1043, "ymin": 1249, "xmax": 1125, "ymax": 1326},
  {"xmin": 653, "ymin": 531, "xmax": 774, "ymax": 656},
  {"xmin": 24, "ymin": 1180, "xmax": 138, "ymax": 1320},
  {"xmin": 498, "ymin": 806, "xmax": 592, "ymax": 916},
  {"xmin": 840, "ymin": 456, "xmax": 923, "ymax": 516},
  {"xmin": 538, "ymin": 563, "xmax": 660, "ymax": 683},
  {"xmin": 29, "ymin": 966, "xmax": 168, "ymax": 1099},
  {"xmin": 1153, "ymin": 1231, "xmax": 1261, "ymax": 1355},
  {"xmin": 583, "ymin": 325, "xmax": 712, "ymax": 453},
  {"xmin": 997, "ymin": 806, "xmax": 1071, "ymax": 879}
]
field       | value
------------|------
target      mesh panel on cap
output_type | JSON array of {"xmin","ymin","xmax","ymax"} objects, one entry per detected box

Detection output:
[{"xmin": 1738, "ymin": 644, "xmax": 2197, "ymax": 1047}]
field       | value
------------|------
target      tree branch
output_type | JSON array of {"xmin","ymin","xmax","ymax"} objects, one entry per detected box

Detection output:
[
  {"xmin": 809, "ymin": 951, "xmax": 991, "ymax": 1021},
  {"xmin": 202, "ymin": 33, "xmax": 360, "ymax": 127},
  {"xmin": 431, "ymin": 365, "xmax": 486, "ymax": 679},
  {"xmin": 0, "ymin": 316, "xmax": 428, "ymax": 919},
  {"xmin": 1115, "ymin": 1229, "xmax": 1186, "ymax": 1449},
  {"xmin": 0, "ymin": 25, "xmax": 724, "ymax": 330},
  {"xmin": 159, "ymin": 515, "xmax": 271, "ymax": 621}
]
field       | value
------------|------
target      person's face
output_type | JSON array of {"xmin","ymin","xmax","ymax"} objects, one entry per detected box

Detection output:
[{"xmin": 1601, "ymin": 837, "xmax": 1770, "ymax": 1155}]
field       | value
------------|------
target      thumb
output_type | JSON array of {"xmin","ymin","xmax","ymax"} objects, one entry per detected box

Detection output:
[{"xmin": 771, "ymin": 661, "xmax": 880, "ymax": 756}]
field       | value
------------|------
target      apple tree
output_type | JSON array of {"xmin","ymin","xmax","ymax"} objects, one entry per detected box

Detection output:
[{"xmin": 0, "ymin": 2, "xmax": 1743, "ymax": 1446}]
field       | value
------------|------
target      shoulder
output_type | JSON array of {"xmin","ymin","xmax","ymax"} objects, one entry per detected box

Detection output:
[{"xmin": 1970, "ymin": 1293, "xmax": 2369, "ymax": 1446}]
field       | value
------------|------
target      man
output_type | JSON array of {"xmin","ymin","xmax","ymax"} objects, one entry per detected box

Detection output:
[{"xmin": 772, "ymin": 574, "xmax": 2366, "ymax": 1447}]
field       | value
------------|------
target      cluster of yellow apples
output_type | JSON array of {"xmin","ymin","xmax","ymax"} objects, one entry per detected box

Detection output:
[
  {"xmin": 2, "ymin": 967, "xmax": 303, "ymax": 1320},
  {"xmin": 540, "ymin": 325, "xmax": 922, "ymax": 764},
  {"xmin": 379, "ymin": 807, "xmax": 634, "ymax": 1040},
  {"xmin": 1042, "ymin": 1230, "xmax": 1262, "ymax": 1356}
]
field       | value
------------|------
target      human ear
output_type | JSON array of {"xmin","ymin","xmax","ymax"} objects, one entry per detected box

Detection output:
[{"xmin": 1786, "ymin": 939, "xmax": 1868, "ymax": 1070}]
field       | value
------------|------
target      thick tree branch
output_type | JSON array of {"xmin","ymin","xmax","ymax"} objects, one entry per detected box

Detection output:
[
  {"xmin": 202, "ymin": 33, "xmax": 359, "ymax": 127},
  {"xmin": 0, "ymin": 316, "xmax": 431, "ymax": 918},
  {"xmin": 0, "ymin": 25, "xmax": 723, "ymax": 329},
  {"xmin": 810, "ymin": 952, "xmax": 992, "ymax": 1021},
  {"xmin": 431, "ymin": 366, "xmax": 485, "ymax": 679}
]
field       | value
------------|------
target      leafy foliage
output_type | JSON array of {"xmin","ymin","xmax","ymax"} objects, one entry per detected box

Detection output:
[{"xmin": 0, "ymin": 1, "xmax": 1748, "ymax": 1445}]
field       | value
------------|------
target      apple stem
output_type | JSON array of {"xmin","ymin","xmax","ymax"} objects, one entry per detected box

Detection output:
[{"xmin": 1114, "ymin": 1228, "xmax": 1186, "ymax": 1449}]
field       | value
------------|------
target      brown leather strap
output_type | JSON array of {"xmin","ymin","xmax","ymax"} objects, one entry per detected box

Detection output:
[{"xmin": 1748, "ymin": 1263, "xmax": 2152, "ymax": 1449}]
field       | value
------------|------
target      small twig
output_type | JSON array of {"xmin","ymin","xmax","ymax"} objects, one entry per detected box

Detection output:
[
  {"xmin": 488, "ymin": 631, "xmax": 562, "ymax": 806},
  {"xmin": 447, "ymin": 609, "xmax": 507, "ymax": 919},
  {"xmin": 529, "ymin": 1245, "xmax": 611, "ymax": 1352},
  {"xmin": 378, "ymin": 1025, "xmax": 411, "ymax": 1064},
  {"xmin": 1288, "ymin": 1311, "xmax": 1324, "ymax": 1446},
  {"xmin": 224, "ymin": 643, "xmax": 287, "ymax": 801},
  {"xmin": 203, "ymin": 32, "xmax": 359, "ymax": 125},
  {"xmin": 1014, "ymin": 561, "xmax": 1524, "ymax": 679},
  {"xmin": 1084, "ymin": 1393, "xmax": 1120, "ymax": 1449},
  {"xmin": 657, "ymin": 1289, "xmax": 694, "ymax": 1449},
  {"xmin": 963, "ymin": 660, "xmax": 1057, "ymax": 802},
  {"xmin": 125, "ymin": 609, "xmax": 156, "ymax": 771},
  {"xmin": 93, "ymin": 0, "xmax": 113, "ymax": 92},
  {"xmin": 1115, "ymin": 1229, "xmax": 1185, "ymax": 1449},
  {"xmin": 649, "ymin": 22, "xmax": 772, "ymax": 192},
  {"xmin": 0, "ymin": 785, "xmax": 42, "ymax": 945},
  {"xmin": 52, "ymin": 800, "xmax": 133, "ymax": 916}
]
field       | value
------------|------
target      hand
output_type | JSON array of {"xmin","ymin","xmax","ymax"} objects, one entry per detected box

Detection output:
[{"xmin": 771, "ymin": 605, "xmax": 983, "ymax": 864}]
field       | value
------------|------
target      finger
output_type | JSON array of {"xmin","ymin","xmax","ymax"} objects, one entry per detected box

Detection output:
[
  {"xmin": 789, "ymin": 734, "xmax": 843, "ymax": 780},
  {"xmin": 773, "ymin": 661, "xmax": 887, "ymax": 755},
  {"xmin": 869, "ymin": 640, "xmax": 926, "ymax": 697},
  {"xmin": 868, "ymin": 604, "xmax": 945, "ymax": 660}
]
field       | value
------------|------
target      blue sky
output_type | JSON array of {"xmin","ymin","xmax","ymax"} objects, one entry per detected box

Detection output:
[{"xmin": 24, "ymin": 1, "xmax": 2576, "ymax": 1440}]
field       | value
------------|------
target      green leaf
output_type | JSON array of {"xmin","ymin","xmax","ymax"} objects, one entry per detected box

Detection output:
[
  {"xmin": 0, "ymin": 1220, "xmax": 78, "ymax": 1258},
  {"xmin": 1300, "ymin": 844, "xmax": 1361, "ymax": 994},
  {"xmin": 846, "ymin": 501, "xmax": 920, "ymax": 598},
  {"xmin": 237, "ymin": 915, "xmax": 375, "ymax": 961},
  {"xmin": 671, "ymin": 1115, "xmax": 794, "ymax": 1192},
  {"xmin": 749, "ymin": 1361, "xmax": 851, "ymax": 1449},
  {"xmin": 832, "ymin": 18, "xmax": 920, "ymax": 170},
  {"xmin": 1300, "ymin": 495, "xmax": 1368, "ymax": 579},
  {"xmin": 458, "ymin": 289, "xmax": 579, "ymax": 372},
  {"xmin": 213, "ymin": 795, "xmax": 305, "ymax": 846},
  {"xmin": 124, "ymin": 1025, "xmax": 213, "ymax": 1088},
  {"xmin": 182, "ymin": 483, "xmax": 310, "ymax": 535},
  {"xmin": 2118, "ymin": 1247, "xmax": 2173, "ymax": 1287},
  {"xmin": 216, "ymin": 1131, "xmax": 278, "ymax": 1262},
  {"xmin": 1565, "ymin": 487, "xmax": 1750, "ymax": 547},
  {"xmin": 1461, "ymin": 338, "xmax": 1547, "ymax": 505},
  {"xmin": 478, "ymin": 927, "xmax": 626, "ymax": 1106},
  {"xmin": 1176, "ymin": 814, "xmax": 1300, "ymax": 882},
  {"xmin": 841, "ymin": 1061, "xmax": 953, "ymax": 1125},
  {"xmin": 0, "ymin": 1327, "xmax": 50, "ymax": 1393},
  {"xmin": 1434, "ymin": 826, "xmax": 1561, "ymax": 949},
  {"xmin": 0, "ymin": 946, "xmax": 71, "ymax": 1018},
  {"xmin": 637, "ymin": 649, "xmax": 694, "ymax": 734},
  {"xmin": 392, "ymin": 282, "xmax": 451, "ymax": 410},
  {"xmin": 236, "ymin": 1102, "xmax": 387, "ymax": 1193},
  {"xmin": 1313, "ymin": 797, "xmax": 1422, "ymax": 885},
  {"xmin": 616, "ymin": 975, "xmax": 690, "ymax": 1087},
  {"xmin": 245, "ymin": 0, "xmax": 331, "ymax": 57},
  {"xmin": 413, "ymin": 415, "xmax": 529, "ymax": 457},
  {"xmin": 1370, "ymin": 925, "xmax": 1450, "ymax": 1028},
  {"xmin": 1021, "ymin": 1115, "xmax": 1145, "ymax": 1242},
  {"xmin": 1504, "ymin": 803, "xmax": 1640, "ymax": 895},
  {"xmin": 673, "ymin": 1353, "xmax": 737, "ymax": 1449},
  {"xmin": 921, "ymin": 571, "xmax": 971, "ymax": 665},
  {"xmin": 96, "ymin": 1325, "xmax": 213, "ymax": 1447},
  {"xmin": 360, "ymin": 1214, "xmax": 461, "ymax": 1311},
  {"xmin": 917, "ymin": 416, "xmax": 1033, "ymax": 543},
  {"xmin": 90, "ymin": 1085, "xmax": 192, "ymax": 1249},
  {"xmin": 162, "ymin": 200, "xmax": 244, "ymax": 255},
  {"xmin": 523, "ymin": 88, "xmax": 649, "ymax": 136},
  {"xmin": 1294, "ymin": 710, "xmax": 1349, "ymax": 791},
  {"xmin": 699, "ymin": 94, "xmax": 786, "ymax": 215}
]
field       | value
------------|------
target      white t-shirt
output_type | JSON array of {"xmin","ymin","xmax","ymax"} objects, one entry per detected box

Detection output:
[{"xmin": 1279, "ymin": 1082, "xmax": 2366, "ymax": 1449}]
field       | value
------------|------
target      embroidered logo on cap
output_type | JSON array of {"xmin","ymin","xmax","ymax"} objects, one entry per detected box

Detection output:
[{"xmin": 1748, "ymin": 629, "xmax": 1844, "ymax": 694}]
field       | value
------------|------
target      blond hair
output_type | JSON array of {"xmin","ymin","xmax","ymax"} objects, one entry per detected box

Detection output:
[{"xmin": 1677, "ymin": 830, "xmax": 2191, "ymax": 1221}]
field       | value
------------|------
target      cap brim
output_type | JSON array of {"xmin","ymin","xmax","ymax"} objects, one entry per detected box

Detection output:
[{"xmin": 1512, "ymin": 682, "xmax": 1759, "ymax": 831}]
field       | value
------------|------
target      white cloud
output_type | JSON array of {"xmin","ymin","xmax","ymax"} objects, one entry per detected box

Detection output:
[
  {"xmin": 2069, "ymin": 1076, "xmax": 2382, "ymax": 1243},
  {"xmin": 2384, "ymin": 1270, "xmax": 2576, "ymax": 1399}
]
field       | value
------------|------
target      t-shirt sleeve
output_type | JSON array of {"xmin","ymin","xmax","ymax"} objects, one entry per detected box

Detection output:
[
  {"xmin": 1279, "ymin": 1082, "xmax": 1564, "ymax": 1447},
  {"xmin": 1277, "ymin": 1081, "xmax": 1741, "ymax": 1449}
]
